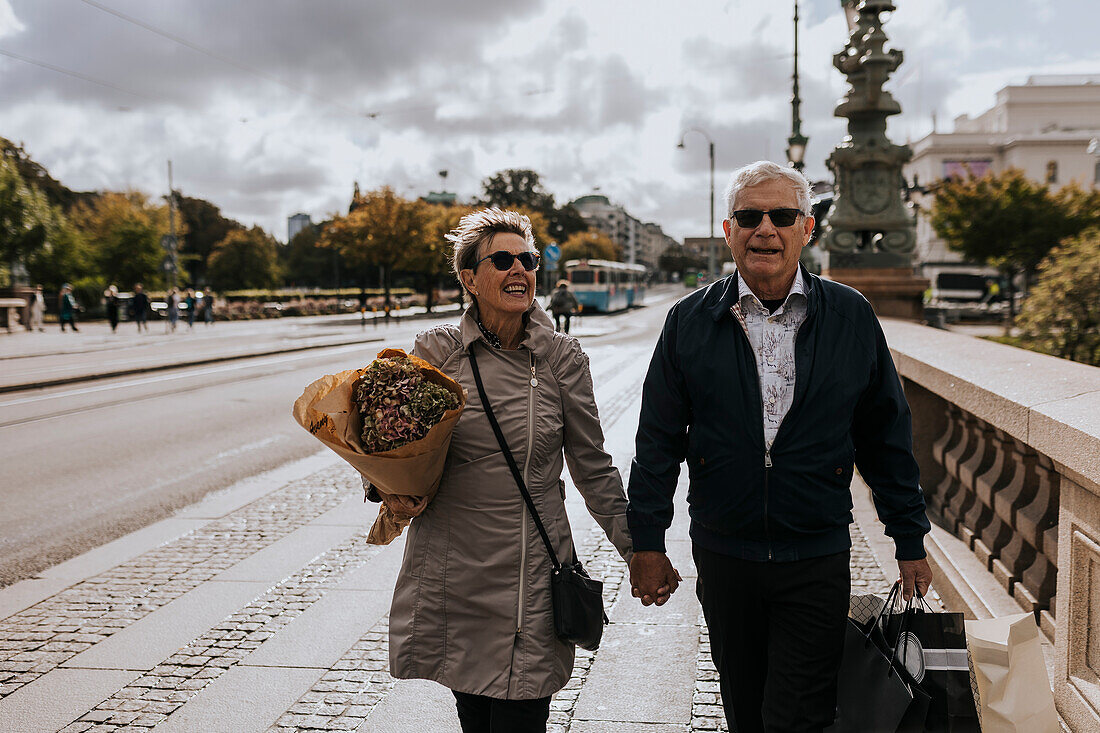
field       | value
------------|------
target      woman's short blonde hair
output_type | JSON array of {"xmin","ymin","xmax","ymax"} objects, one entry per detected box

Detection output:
[{"xmin": 446, "ymin": 207, "xmax": 535, "ymax": 303}]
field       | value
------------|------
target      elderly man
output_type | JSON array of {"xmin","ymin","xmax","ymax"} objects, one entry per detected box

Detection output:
[{"xmin": 627, "ymin": 161, "xmax": 932, "ymax": 733}]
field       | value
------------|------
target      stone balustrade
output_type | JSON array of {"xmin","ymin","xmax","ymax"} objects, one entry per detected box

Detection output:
[{"xmin": 881, "ymin": 319, "xmax": 1100, "ymax": 731}]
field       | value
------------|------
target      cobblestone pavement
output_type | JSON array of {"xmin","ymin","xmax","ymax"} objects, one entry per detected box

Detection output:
[
  {"xmin": 0, "ymin": 457, "xmax": 900, "ymax": 731},
  {"xmin": 267, "ymin": 614, "xmax": 393, "ymax": 733},
  {"xmin": 62, "ymin": 527, "xmax": 384, "ymax": 731},
  {"xmin": 0, "ymin": 465, "xmax": 353, "ymax": 700},
  {"xmin": 0, "ymin": 338, "xmax": 905, "ymax": 730}
]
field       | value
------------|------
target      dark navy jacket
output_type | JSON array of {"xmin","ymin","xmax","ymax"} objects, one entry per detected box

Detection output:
[{"xmin": 626, "ymin": 268, "xmax": 930, "ymax": 562}]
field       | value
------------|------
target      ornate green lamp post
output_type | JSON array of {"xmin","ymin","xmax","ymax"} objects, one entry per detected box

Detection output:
[
  {"xmin": 786, "ymin": 1, "xmax": 808, "ymax": 172},
  {"xmin": 822, "ymin": 0, "xmax": 927, "ymax": 318}
]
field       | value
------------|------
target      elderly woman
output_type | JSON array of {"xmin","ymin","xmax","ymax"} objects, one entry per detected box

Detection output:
[{"xmin": 373, "ymin": 208, "xmax": 635, "ymax": 732}]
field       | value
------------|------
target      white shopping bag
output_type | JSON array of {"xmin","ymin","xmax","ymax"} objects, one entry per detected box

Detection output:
[{"xmin": 965, "ymin": 612, "xmax": 1059, "ymax": 733}]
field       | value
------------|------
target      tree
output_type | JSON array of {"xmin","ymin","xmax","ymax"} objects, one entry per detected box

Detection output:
[
  {"xmin": 478, "ymin": 169, "xmax": 555, "ymax": 213},
  {"xmin": 547, "ymin": 202, "xmax": 589, "ymax": 243},
  {"xmin": 1054, "ymin": 182, "xmax": 1100, "ymax": 234},
  {"xmin": 560, "ymin": 229, "xmax": 619, "ymax": 262},
  {"xmin": 173, "ymin": 194, "xmax": 243, "ymax": 286},
  {"xmin": 24, "ymin": 209, "xmax": 91, "ymax": 292},
  {"xmin": 320, "ymin": 187, "xmax": 428, "ymax": 306},
  {"xmin": 477, "ymin": 169, "xmax": 590, "ymax": 246},
  {"xmin": 930, "ymin": 168, "xmax": 1083, "ymax": 316},
  {"xmin": 658, "ymin": 244, "xmax": 705, "ymax": 279},
  {"xmin": 70, "ymin": 191, "xmax": 177, "ymax": 290},
  {"xmin": 0, "ymin": 136, "xmax": 96, "ymax": 212},
  {"xmin": 207, "ymin": 226, "xmax": 281, "ymax": 291},
  {"xmin": 407, "ymin": 204, "xmax": 473, "ymax": 311},
  {"xmin": 0, "ymin": 153, "xmax": 53, "ymax": 285},
  {"xmin": 1015, "ymin": 228, "xmax": 1100, "ymax": 366},
  {"xmin": 281, "ymin": 223, "xmax": 344, "ymax": 288}
]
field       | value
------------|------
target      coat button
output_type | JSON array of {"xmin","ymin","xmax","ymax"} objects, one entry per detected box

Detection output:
[{"xmin": 835, "ymin": 467, "xmax": 844, "ymax": 475}]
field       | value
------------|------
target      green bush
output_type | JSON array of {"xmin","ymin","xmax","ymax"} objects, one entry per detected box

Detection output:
[{"xmin": 1015, "ymin": 228, "xmax": 1100, "ymax": 366}]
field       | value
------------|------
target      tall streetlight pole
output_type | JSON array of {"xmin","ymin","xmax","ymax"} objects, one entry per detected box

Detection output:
[
  {"xmin": 677, "ymin": 128, "xmax": 716, "ymax": 278},
  {"xmin": 786, "ymin": 0, "xmax": 808, "ymax": 171},
  {"xmin": 165, "ymin": 160, "xmax": 179, "ymax": 293}
]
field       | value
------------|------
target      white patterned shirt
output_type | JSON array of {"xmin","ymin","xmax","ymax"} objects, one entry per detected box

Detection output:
[{"xmin": 731, "ymin": 269, "xmax": 808, "ymax": 449}]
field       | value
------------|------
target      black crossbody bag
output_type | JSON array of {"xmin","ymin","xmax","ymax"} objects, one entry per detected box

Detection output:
[{"xmin": 468, "ymin": 345, "xmax": 608, "ymax": 651}]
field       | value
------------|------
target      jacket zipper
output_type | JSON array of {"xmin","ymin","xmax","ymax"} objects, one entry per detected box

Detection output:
[
  {"xmin": 733, "ymin": 313, "xmax": 773, "ymax": 560},
  {"xmin": 759, "ymin": 308, "xmax": 811, "ymax": 562},
  {"xmin": 517, "ymin": 351, "xmax": 537, "ymax": 634},
  {"xmin": 764, "ymin": 449, "xmax": 773, "ymax": 560}
]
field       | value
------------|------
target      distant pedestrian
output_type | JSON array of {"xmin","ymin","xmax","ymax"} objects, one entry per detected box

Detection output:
[
  {"xmin": 185, "ymin": 288, "xmax": 196, "ymax": 329},
  {"xmin": 166, "ymin": 288, "xmax": 180, "ymax": 333},
  {"xmin": 548, "ymin": 279, "xmax": 579, "ymax": 333},
  {"xmin": 131, "ymin": 283, "xmax": 150, "ymax": 332},
  {"xmin": 202, "ymin": 291, "xmax": 215, "ymax": 325},
  {"xmin": 104, "ymin": 285, "xmax": 120, "ymax": 332},
  {"xmin": 980, "ymin": 277, "xmax": 1001, "ymax": 305},
  {"xmin": 28, "ymin": 284, "xmax": 46, "ymax": 332},
  {"xmin": 58, "ymin": 284, "xmax": 80, "ymax": 332}
]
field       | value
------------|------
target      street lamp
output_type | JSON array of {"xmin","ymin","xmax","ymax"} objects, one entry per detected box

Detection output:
[
  {"xmin": 677, "ymin": 128, "xmax": 716, "ymax": 278},
  {"xmin": 786, "ymin": 0, "xmax": 808, "ymax": 172}
]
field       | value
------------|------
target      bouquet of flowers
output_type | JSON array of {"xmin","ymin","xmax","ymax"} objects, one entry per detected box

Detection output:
[{"xmin": 292, "ymin": 348, "xmax": 465, "ymax": 544}]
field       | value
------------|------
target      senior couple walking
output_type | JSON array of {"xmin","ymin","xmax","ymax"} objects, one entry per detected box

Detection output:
[{"xmin": 369, "ymin": 160, "xmax": 933, "ymax": 733}]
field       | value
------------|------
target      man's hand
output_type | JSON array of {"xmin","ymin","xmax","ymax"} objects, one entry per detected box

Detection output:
[
  {"xmin": 898, "ymin": 557, "xmax": 933, "ymax": 602},
  {"xmin": 381, "ymin": 493, "xmax": 427, "ymax": 520},
  {"xmin": 629, "ymin": 551, "xmax": 683, "ymax": 607}
]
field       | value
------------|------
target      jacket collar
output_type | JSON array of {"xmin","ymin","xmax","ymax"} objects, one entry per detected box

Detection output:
[
  {"xmin": 460, "ymin": 299, "xmax": 557, "ymax": 356},
  {"xmin": 707, "ymin": 263, "xmax": 819, "ymax": 321}
]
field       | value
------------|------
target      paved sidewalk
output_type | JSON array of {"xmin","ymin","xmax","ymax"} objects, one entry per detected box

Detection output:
[
  {"xmin": 0, "ymin": 307, "xmax": 463, "ymax": 393},
  {"xmin": 0, "ymin": 339, "xmax": 902, "ymax": 732}
]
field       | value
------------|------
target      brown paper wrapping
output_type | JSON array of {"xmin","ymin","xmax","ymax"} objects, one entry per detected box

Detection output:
[{"xmin": 292, "ymin": 348, "xmax": 466, "ymax": 545}]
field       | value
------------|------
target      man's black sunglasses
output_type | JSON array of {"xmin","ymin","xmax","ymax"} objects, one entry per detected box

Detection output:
[
  {"xmin": 731, "ymin": 208, "xmax": 804, "ymax": 228},
  {"xmin": 474, "ymin": 250, "xmax": 541, "ymax": 272}
]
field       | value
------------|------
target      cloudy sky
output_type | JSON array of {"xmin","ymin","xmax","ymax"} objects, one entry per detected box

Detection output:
[{"xmin": 1, "ymin": 0, "xmax": 1098, "ymax": 242}]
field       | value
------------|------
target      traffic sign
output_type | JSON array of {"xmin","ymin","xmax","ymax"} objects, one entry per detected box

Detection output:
[
  {"xmin": 160, "ymin": 255, "xmax": 178, "ymax": 274},
  {"xmin": 160, "ymin": 234, "xmax": 178, "ymax": 252},
  {"xmin": 543, "ymin": 243, "xmax": 561, "ymax": 263}
]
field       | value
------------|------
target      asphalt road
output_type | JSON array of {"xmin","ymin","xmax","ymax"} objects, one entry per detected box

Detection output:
[{"xmin": 0, "ymin": 288, "xmax": 682, "ymax": 587}]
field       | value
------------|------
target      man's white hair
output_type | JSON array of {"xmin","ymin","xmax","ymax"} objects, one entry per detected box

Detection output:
[{"xmin": 723, "ymin": 161, "xmax": 812, "ymax": 218}]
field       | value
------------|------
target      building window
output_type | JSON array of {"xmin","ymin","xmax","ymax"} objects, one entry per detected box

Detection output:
[{"xmin": 1046, "ymin": 160, "xmax": 1058, "ymax": 184}]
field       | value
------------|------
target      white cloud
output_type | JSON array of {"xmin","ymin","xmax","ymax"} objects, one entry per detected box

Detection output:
[
  {"xmin": 0, "ymin": 0, "xmax": 23, "ymax": 38},
  {"xmin": 0, "ymin": 0, "xmax": 1097, "ymax": 243}
]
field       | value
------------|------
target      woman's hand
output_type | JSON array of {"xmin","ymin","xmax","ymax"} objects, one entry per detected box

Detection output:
[{"xmin": 382, "ymin": 493, "xmax": 428, "ymax": 520}]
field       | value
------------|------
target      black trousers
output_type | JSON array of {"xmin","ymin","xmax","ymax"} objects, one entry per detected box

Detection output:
[
  {"xmin": 452, "ymin": 690, "xmax": 551, "ymax": 733},
  {"xmin": 553, "ymin": 312, "xmax": 571, "ymax": 333},
  {"xmin": 694, "ymin": 545, "xmax": 851, "ymax": 733}
]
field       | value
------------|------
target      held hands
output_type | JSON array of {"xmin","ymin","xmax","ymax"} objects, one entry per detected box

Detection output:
[
  {"xmin": 629, "ymin": 551, "xmax": 683, "ymax": 607},
  {"xmin": 897, "ymin": 557, "xmax": 933, "ymax": 602},
  {"xmin": 381, "ymin": 493, "xmax": 428, "ymax": 520}
]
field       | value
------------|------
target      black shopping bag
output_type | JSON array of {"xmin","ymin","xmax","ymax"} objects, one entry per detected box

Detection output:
[
  {"xmin": 826, "ymin": 617, "xmax": 922, "ymax": 733},
  {"xmin": 881, "ymin": 595, "xmax": 981, "ymax": 732}
]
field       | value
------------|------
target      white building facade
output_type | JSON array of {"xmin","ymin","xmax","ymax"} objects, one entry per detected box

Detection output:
[
  {"xmin": 905, "ymin": 75, "xmax": 1100, "ymax": 274},
  {"xmin": 570, "ymin": 195, "xmax": 679, "ymax": 270}
]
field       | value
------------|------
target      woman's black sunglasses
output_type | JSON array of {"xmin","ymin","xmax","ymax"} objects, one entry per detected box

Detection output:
[
  {"xmin": 731, "ymin": 208, "xmax": 803, "ymax": 228},
  {"xmin": 474, "ymin": 250, "xmax": 541, "ymax": 272}
]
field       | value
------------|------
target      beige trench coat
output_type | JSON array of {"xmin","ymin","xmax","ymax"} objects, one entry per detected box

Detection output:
[{"xmin": 388, "ymin": 301, "xmax": 632, "ymax": 699}]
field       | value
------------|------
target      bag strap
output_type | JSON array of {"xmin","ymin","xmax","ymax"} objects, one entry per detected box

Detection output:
[{"xmin": 468, "ymin": 345, "xmax": 562, "ymax": 571}]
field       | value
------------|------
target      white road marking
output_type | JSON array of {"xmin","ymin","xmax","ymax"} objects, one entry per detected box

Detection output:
[{"xmin": 0, "ymin": 344, "xmax": 367, "ymax": 408}]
